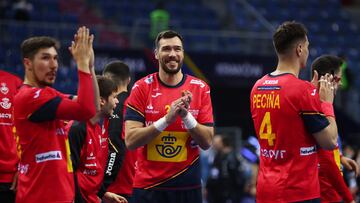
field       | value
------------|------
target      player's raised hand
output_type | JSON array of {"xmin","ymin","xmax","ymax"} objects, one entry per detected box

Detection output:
[
  {"xmin": 318, "ymin": 73, "xmax": 335, "ymax": 103},
  {"xmin": 311, "ymin": 70, "xmax": 319, "ymax": 88},
  {"xmin": 68, "ymin": 26, "xmax": 94, "ymax": 73},
  {"xmin": 177, "ymin": 90, "xmax": 192, "ymax": 118}
]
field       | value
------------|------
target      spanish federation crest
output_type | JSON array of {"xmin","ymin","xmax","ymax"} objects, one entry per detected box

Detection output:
[{"xmin": 0, "ymin": 83, "xmax": 9, "ymax": 95}]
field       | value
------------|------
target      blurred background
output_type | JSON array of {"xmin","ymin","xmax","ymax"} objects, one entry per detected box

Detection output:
[{"xmin": 1, "ymin": 0, "xmax": 360, "ymax": 201}]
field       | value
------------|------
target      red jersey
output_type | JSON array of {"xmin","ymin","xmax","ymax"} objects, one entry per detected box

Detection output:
[
  {"xmin": 125, "ymin": 73, "xmax": 213, "ymax": 189},
  {"xmin": 319, "ymin": 140, "xmax": 353, "ymax": 203},
  {"xmin": 250, "ymin": 73, "xmax": 329, "ymax": 202},
  {"xmin": 14, "ymin": 86, "xmax": 75, "ymax": 202},
  {"xmin": 68, "ymin": 119, "xmax": 109, "ymax": 203},
  {"xmin": 14, "ymin": 71, "xmax": 95, "ymax": 203},
  {"xmin": 0, "ymin": 70, "xmax": 22, "ymax": 183}
]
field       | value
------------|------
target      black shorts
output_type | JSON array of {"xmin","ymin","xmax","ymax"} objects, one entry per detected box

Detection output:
[{"xmin": 132, "ymin": 188, "xmax": 202, "ymax": 203}]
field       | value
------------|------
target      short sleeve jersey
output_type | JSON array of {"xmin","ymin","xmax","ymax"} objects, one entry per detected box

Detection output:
[
  {"xmin": 125, "ymin": 73, "xmax": 213, "ymax": 189},
  {"xmin": 0, "ymin": 71, "xmax": 22, "ymax": 183},
  {"xmin": 14, "ymin": 85, "xmax": 75, "ymax": 203},
  {"xmin": 250, "ymin": 73, "xmax": 329, "ymax": 203}
]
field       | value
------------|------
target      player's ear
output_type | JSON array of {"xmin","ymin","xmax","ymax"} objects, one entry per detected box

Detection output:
[
  {"xmin": 154, "ymin": 48, "xmax": 159, "ymax": 60},
  {"xmin": 23, "ymin": 58, "xmax": 32, "ymax": 71},
  {"xmin": 296, "ymin": 44, "xmax": 302, "ymax": 57},
  {"xmin": 100, "ymin": 97, "xmax": 106, "ymax": 106}
]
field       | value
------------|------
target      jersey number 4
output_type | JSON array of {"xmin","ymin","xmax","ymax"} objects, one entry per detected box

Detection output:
[{"xmin": 259, "ymin": 112, "xmax": 276, "ymax": 146}]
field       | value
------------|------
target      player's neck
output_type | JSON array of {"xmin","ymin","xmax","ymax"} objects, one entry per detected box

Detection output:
[
  {"xmin": 24, "ymin": 77, "xmax": 43, "ymax": 88},
  {"xmin": 116, "ymin": 86, "xmax": 127, "ymax": 94},
  {"xmin": 89, "ymin": 113, "xmax": 102, "ymax": 125},
  {"xmin": 158, "ymin": 70, "xmax": 183, "ymax": 86},
  {"xmin": 274, "ymin": 60, "xmax": 300, "ymax": 77}
]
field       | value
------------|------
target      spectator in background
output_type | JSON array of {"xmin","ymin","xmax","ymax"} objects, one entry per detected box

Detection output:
[
  {"xmin": 14, "ymin": 27, "xmax": 97, "ymax": 202},
  {"xmin": 0, "ymin": 70, "xmax": 22, "ymax": 203},
  {"xmin": 206, "ymin": 134, "xmax": 243, "ymax": 203},
  {"xmin": 149, "ymin": 2, "xmax": 170, "ymax": 45},
  {"xmin": 12, "ymin": 0, "xmax": 33, "ymax": 21}
]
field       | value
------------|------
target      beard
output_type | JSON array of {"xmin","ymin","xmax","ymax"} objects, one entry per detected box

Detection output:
[{"xmin": 160, "ymin": 60, "xmax": 183, "ymax": 75}]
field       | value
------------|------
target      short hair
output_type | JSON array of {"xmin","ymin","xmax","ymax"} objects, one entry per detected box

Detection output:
[
  {"xmin": 273, "ymin": 21, "xmax": 308, "ymax": 55},
  {"xmin": 96, "ymin": 76, "xmax": 118, "ymax": 100},
  {"xmin": 155, "ymin": 30, "xmax": 184, "ymax": 49},
  {"xmin": 221, "ymin": 135, "xmax": 233, "ymax": 148},
  {"xmin": 21, "ymin": 36, "xmax": 60, "ymax": 59},
  {"xmin": 102, "ymin": 60, "xmax": 130, "ymax": 87},
  {"xmin": 311, "ymin": 55, "xmax": 343, "ymax": 77}
]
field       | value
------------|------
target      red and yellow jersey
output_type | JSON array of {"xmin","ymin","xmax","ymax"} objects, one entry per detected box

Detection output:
[
  {"xmin": 68, "ymin": 119, "xmax": 108, "ymax": 203},
  {"xmin": 0, "ymin": 70, "xmax": 22, "ymax": 183},
  {"xmin": 319, "ymin": 138, "xmax": 353, "ymax": 203},
  {"xmin": 250, "ymin": 73, "xmax": 329, "ymax": 203},
  {"xmin": 125, "ymin": 73, "xmax": 213, "ymax": 189},
  {"xmin": 14, "ymin": 85, "xmax": 74, "ymax": 203}
]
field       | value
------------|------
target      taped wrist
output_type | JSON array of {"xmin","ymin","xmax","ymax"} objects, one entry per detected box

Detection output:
[
  {"xmin": 153, "ymin": 116, "xmax": 168, "ymax": 132},
  {"xmin": 183, "ymin": 113, "xmax": 198, "ymax": 129}
]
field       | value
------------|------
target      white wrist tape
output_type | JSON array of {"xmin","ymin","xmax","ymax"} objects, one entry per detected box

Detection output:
[
  {"xmin": 153, "ymin": 116, "xmax": 168, "ymax": 132},
  {"xmin": 183, "ymin": 113, "xmax": 198, "ymax": 129}
]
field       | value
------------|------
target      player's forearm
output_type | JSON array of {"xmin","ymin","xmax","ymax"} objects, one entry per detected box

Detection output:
[
  {"xmin": 326, "ymin": 116, "xmax": 338, "ymax": 148},
  {"xmin": 76, "ymin": 70, "xmax": 96, "ymax": 119},
  {"xmin": 125, "ymin": 124, "xmax": 160, "ymax": 150},
  {"xmin": 188, "ymin": 124, "xmax": 214, "ymax": 150},
  {"xmin": 91, "ymin": 68, "xmax": 101, "ymax": 112}
]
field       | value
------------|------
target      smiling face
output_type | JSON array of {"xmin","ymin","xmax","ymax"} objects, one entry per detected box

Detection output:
[
  {"xmin": 101, "ymin": 91, "xmax": 119, "ymax": 117},
  {"xmin": 24, "ymin": 47, "xmax": 59, "ymax": 87},
  {"xmin": 155, "ymin": 36, "xmax": 184, "ymax": 75}
]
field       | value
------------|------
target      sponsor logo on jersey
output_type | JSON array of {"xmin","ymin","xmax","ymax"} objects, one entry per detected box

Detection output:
[
  {"xmin": 56, "ymin": 128, "xmax": 66, "ymax": 136},
  {"xmin": 260, "ymin": 149, "xmax": 286, "ymax": 160},
  {"xmin": 0, "ymin": 113, "xmax": 11, "ymax": 119},
  {"xmin": 257, "ymin": 86, "xmax": 281, "ymax": 90},
  {"xmin": 33, "ymin": 89, "xmax": 41, "ymax": 98},
  {"xmin": 262, "ymin": 80, "xmax": 279, "ymax": 85},
  {"xmin": 35, "ymin": 150, "xmax": 62, "ymax": 163},
  {"xmin": 144, "ymin": 76, "xmax": 154, "ymax": 84},
  {"xmin": 85, "ymin": 163, "xmax": 97, "ymax": 167},
  {"xmin": 83, "ymin": 169, "xmax": 97, "ymax": 175},
  {"xmin": 132, "ymin": 84, "xmax": 139, "ymax": 90},
  {"xmin": 106, "ymin": 152, "xmax": 116, "ymax": 175},
  {"xmin": 300, "ymin": 146, "xmax": 317, "ymax": 156},
  {"xmin": 147, "ymin": 131, "xmax": 189, "ymax": 162},
  {"xmin": 190, "ymin": 79, "xmax": 205, "ymax": 88},
  {"xmin": 0, "ymin": 83, "xmax": 9, "ymax": 95},
  {"xmin": 0, "ymin": 98, "xmax": 11, "ymax": 109},
  {"xmin": 311, "ymin": 89, "xmax": 316, "ymax": 96},
  {"xmin": 151, "ymin": 92, "xmax": 162, "ymax": 98},
  {"xmin": 145, "ymin": 104, "xmax": 159, "ymax": 114},
  {"xmin": 19, "ymin": 164, "xmax": 29, "ymax": 174}
]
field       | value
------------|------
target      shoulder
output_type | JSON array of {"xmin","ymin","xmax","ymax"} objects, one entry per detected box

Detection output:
[
  {"xmin": 0, "ymin": 71, "xmax": 22, "ymax": 86},
  {"xmin": 186, "ymin": 75, "xmax": 209, "ymax": 89}
]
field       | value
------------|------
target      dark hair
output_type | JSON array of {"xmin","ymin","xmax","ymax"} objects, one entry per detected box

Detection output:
[
  {"xmin": 311, "ymin": 55, "xmax": 343, "ymax": 78},
  {"xmin": 102, "ymin": 60, "xmax": 130, "ymax": 87},
  {"xmin": 21, "ymin": 36, "xmax": 60, "ymax": 59},
  {"xmin": 155, "ymin": 30, "xmax": 184, "ymax": 49},
  {"xmin": 273, "ymin": 21, "xmax": 308, "ymax": 55},
  {"xmin": 221, "ymin": 135, "xmax": 233, "ymax": 148},
  {"xmin": 96, "ymin": 76, "xmax": 118, "ymax": 100}
]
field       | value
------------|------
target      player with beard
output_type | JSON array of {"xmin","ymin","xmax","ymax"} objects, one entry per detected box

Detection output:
[
  {"xmin": 124, "ymin": 30, "xmax": 214, "ymax": 203},
  {"xmin": 14, "ymin": 27, "xmax": 97, "ymax": 203}
]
